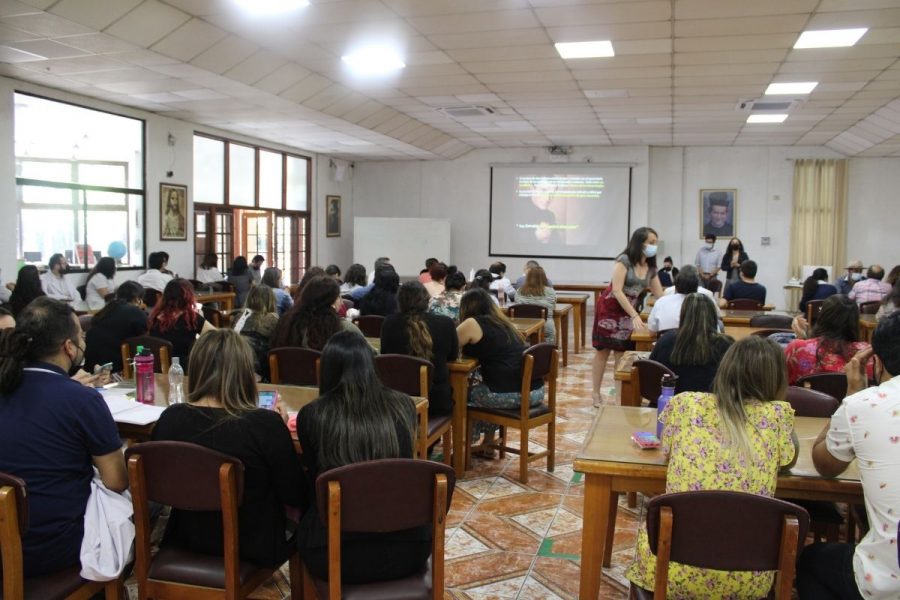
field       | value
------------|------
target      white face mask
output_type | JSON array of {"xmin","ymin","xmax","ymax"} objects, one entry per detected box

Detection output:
[
  {"xmin": 706, "ymin": 242, "xmax": 715, "ymax": 250},
  {"xmin": 851, "ymin": 272, "xmax": 863, "ymax": 281},
  {"xmin": 643, "ymin": 244, "xmax": 658, "ymax": 258}
]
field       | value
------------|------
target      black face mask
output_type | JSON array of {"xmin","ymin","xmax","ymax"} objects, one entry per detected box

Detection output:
[{"xmin": 67, "ymin": 340, "xmax": 85, "ymax": 378}]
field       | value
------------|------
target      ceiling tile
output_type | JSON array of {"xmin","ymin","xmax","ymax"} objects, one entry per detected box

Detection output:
[
  {"xmin": 49, "ymin": 0, "xmax": 142, "ymax": 30},
  {"xmin": 105, "ymin": 0, "xmax": 191, "ymax": 49}
]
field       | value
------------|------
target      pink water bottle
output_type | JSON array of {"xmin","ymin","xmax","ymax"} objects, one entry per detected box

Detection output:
[{"xmin": 135, "ymin": 348, "xmax": 156, "ymax": 405}]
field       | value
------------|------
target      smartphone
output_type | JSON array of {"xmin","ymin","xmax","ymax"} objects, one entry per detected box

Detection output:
[
  {"xmin": 258, "ymin": 390, "xmax": 278, "ymax": 410},
  {"xmin": 631, "ymin": 431, "xmax": 661, "ymax": 450},
  {"xmin": 94, "ymin": 362, "xmax": 113, "ymax": 375}
]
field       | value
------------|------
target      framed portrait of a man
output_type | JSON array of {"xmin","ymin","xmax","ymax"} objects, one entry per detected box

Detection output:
[
  {"xmin": 160, "ymin": 183, "xmax": 187, "ymax": 241},
  {"xmin": 326, "ymin": 195, "xmax": 341, "ymax": 237},
  {"xmin": 699, "ymin": 189, "xmax": 736, "ymax": 238}
]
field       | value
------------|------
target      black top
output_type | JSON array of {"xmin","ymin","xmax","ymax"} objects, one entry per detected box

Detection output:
[
  {"xmin": 85, "ymin": 303, "xmax": 148, "ymax": 372},
  {"xmin": 723, "ymin": 280, "xmax": 767, "ymax": 304},
  {"xmin": 799, "ymin": 283, "xmax": 839, "ymax": 313},
  {"xmin": 151, "ymin": 404, "xmax": 302, "ymax": 567},
  {"xmin": 649, "ymin": 331, "xmax": 733, "ymax": 394},
  {"xmin": 720, "ymin": 250, "xmax": 749, "ymax": 280},
  {"xmin": 380, "ymin": 312, "xmax": 459, "ymax": 416},
  {"xmin": 359, "ymin": 290, "xmax": 398, "ymax": 316},
  {"xmin": 149, "ymin": 314, "xmax": 207, "ymax": 373},
  {"xmin": 464, "ymin": 315, "xmax": 539, "ymax": 393},
  {"xmin": 657, "ymin": 267, "xmax": 679, "ymax": 288}
]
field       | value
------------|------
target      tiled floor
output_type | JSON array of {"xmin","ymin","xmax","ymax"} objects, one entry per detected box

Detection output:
[{"xmin": 128, "ymin": 331, "xmax": 639, "ymax": 600}]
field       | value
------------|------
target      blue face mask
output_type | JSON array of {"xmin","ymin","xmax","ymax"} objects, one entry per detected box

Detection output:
[{"xmin": 643, "ymin": 244, "xmax": 658, "ymax": 258}]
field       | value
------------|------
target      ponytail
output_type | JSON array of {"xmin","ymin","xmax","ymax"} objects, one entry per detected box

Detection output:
[{"xmin": 0, "ymin": 329, "xmax": 30, "ymax": 395}]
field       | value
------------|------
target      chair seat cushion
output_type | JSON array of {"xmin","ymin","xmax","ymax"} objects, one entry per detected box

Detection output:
[
  {"xmin": 471, "ymin": 403, "xmax": 551, "ymax": 420},
  {"xmin": 148, "ymin": 546, "xmax": 261, "ymax": 588},
  {"xmin": 12, "ymin": 566, "xmax": 95, "ymax": 600},
  {"xmin": 313, "ymin": 558, "xmax": 432, "ymax": 600},
  {"xmin": 427, "ymin": 415, "xmax": 451, "ymax": 437}
]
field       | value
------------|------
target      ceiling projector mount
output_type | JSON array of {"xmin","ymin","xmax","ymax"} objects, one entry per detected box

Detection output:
[{"xmin": 548, "ymin": 145, "xmax": 573, "ymax": 155}]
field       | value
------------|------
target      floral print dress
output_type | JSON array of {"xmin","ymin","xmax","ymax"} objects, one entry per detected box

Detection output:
[
  {"xmin": 626, "ymin": 393, "xmax": 796, "ymax": 599},
  {"xmin": 784, "ymin": 337, "xmax": 872, "ymax": 385}
]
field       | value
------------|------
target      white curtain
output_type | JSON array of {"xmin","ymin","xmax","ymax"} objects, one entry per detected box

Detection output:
[{"xmin": 789, "ymin": 159, "xmax": 849, "ymax": 280}]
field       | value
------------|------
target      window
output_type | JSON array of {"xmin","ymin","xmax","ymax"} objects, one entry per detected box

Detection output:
[
  {"xmin": 15, "ymin": 93, "xmax": 145, "ymax": 269},
  {"xmin": 192, "ymin": 133, "xmax": 310, "ymax": 284}
]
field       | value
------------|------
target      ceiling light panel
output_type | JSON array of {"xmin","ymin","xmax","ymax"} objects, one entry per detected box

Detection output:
[
  {"xmin": 555, "ymin": 41, "xmax": 614, "ymax": 59},
  {"xmin": 794, "ymin": 28, "xmax": 867, "ymax": 49},
  {"xmin": 765, "ymin": 81, "xmax": 818, "ymax": 95},
  {"xmin": 747, "ymin": 114, "xmax": 788, "ymax": 123},
  {"xmin": 342, "ymin": 45, "xmax": 405, "ymax": 77}
]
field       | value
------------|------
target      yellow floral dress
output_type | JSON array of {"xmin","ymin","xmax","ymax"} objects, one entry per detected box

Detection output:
[{"xmin": 626, "ymin": 392, "xmax": 796, "ymax": 599}]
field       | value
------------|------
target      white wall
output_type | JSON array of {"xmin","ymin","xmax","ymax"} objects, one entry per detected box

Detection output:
[
  {"xmin": 847, "ymin": 158, "xmax": 900, "ymax": 267},
  {"xmin": 315, "ymin": 158, "xmax": 354, "ymax": 272}
]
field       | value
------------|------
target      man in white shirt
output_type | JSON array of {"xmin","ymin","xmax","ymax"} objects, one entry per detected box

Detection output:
[
  {"xmin": 798, "ymin": 312, "xmax": 900, "ymax": 599},
  {"xmin": 648, "ymin": 266, "xmax": 701, "ymax": 332},
  {"xmin": 250, "ymin": 255, "xmax": 264, "ymax": 285},
  {"xmin": 488, "ymin": 261, "xmax": 516, "ymax": 301},
  {"xmin": 137, "ymin": 252, "xmax": 173, "ymax": 292},
  {"xmin": 694, "ymin": 234, "xmax": 723, "ymax": 295},
  {"xmin": 40, "ymin": 253, "xmax": 80, "ymax": 304}
]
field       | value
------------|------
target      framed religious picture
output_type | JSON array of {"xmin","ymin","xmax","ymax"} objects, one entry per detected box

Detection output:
[
  {"xmin": 699, "ymin": 189, "xmax": 736, "ymax": 238},
  {"xmin": 160, "ymin": 183, "xmax": 188, "ymax": 240},
  {"xmin": 326, "ymin": 195, "xmax": 341, "ymax": 237}
]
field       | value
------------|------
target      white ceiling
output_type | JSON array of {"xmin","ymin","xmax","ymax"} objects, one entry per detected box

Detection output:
[{"xmin": 1, "ymin": 0, "xmax": 900, "ymax": 160}]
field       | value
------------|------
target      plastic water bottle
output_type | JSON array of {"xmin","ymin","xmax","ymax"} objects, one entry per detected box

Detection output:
[
  {"xmin": 135, "ymin": 349, "xmax": 156, "ymax": 405},
  {"xmin": 656, "ymin": 374, "xmax": 677, "ymax": 439},
  {"xmin": 167, "ymin": 357, "xmax": 184, "ymax": 405}
]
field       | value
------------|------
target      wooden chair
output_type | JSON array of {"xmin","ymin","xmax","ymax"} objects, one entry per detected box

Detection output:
[
  {"xmin": 78, "ymin": 314, "xmax": 92, "ymax": 333},
  {"xmin": 268, "ymin": 347, "xmax": 321, "ymax": 386},
  {"xmin": 629, "ymin": 491, "xmax": 809, "ymax": 600},
  {"xmin": 202, "ymin": 305, "xmax": 222, "ymax": 328},
  {"xmin": 352, "ymin": 315, "xmax": 384, "ymax": 337},
  {"xmin": 630, "ymin": 359, "xmax": 677, "ymax": 408},
  {"xmin": 0, "ymin": 471, "xmax": 125, "ymax": 600},
  {"xmin": 726, "ymin": 298, "xmax": 763, "ymax": 310},
  {"xmin": 786, "ymin": 386, "xmax": 840, "ymax": 418},
  {"xmin": 125, "ymin": 442, "xmax": 301, "ymax": 600},
  {"xmin": 303, "ymin": 459, "xmax": 454, "ymax": 600},
  {"xmin": 374, "ymin": 354, "xmax": 441, "ymax": 461},
  {"xmin": 806, "ymin": 299, "xmax": 825, "ymax": 326},
  {"xmin": 121, "ymin": 335, "xmax": 173, "ymax": 379},
  {"xmin": 507, "ymin": 303, "xmax": 548, "ymax": 320},
  {"xmin": 749, "ymin": 313, "xmax": 793, "ymax": 329},
  {"xmin": 466, "ymin": 343, "xmax": 558, "ymax": 483},
  {"xmin": 797, "ymin": 372, "xmax": 848, "ymax": 401},
  {"xmin": 859, "ymin": 300, "xmax": 881, "ymax": 315}
]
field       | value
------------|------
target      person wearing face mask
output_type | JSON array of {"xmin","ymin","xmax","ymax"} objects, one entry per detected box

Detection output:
[
  {"xmin": 694, "ymin": 234, "xmax": 723, "ymax": 295},
  {"xmin": 834, "ymin": 259, "xmax": 865, "ymax": 295},
  {"xmin": 0, "ymin": 297, "xmax": 127, "ymax": 577},
  {"xmin": 720, "ymin": 237, "xmax": 749, "ymax": 291},
  {"xmin": 40, "ymin": 253, "xmax": 80, "ymax": 305},
  {"xmin": 591, "ymin": 227, "xmax": 664, "ymax": 406},
  {"xmin": 657, "ymin": 256, "xmax": 679, "ymax": 288}
]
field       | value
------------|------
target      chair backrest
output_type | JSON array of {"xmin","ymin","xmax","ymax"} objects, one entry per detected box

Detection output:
[
  {"xmin": 374, "ymin": 354, "xmax": 433, "ymax": 398},
  {"xmin": 353, "ymin": 315, "xmax": 385, "ymax": 337},
  {"xmin": 0, "ymin": 472, "xmax": 28, "ymax": 599},
  {"xmin": 633, "ymin": 359, "xmax": 676, "ymax": 407},
  {"xmin": 79, "ymin": 313, "xmax": 93, "ymax": 333},
  {"xmin": 218, "ymin": 281, "xmax": 235, "ymax": 293},
  {"xmin": 77, "ymin": 284, "xmax": 87, "ymax": 301},
  {"xmin": 508, "ymin": 303, "xmax": 548, "ymax": 320},
  {"xmin": 726, "ymin": 298, "xmax": 763, "ymax": 310},
  {"xmin": 201, "ymin": 306, "xmax": 221, "ymax": 328},
  {"xmin": 142, "ymin": 289, "xmax": 161, "ymax": 309},
  {"xmin": 268, "ymin": 346, "xmax": 321, "ymax": 386},
  {"xmin": 749, "ymin": 314, "xmax": 793, "ymax": 329},
  {"xmin": 646, "ymin": 490, "xmax": 808, "ymax": 572},
  {"xmin": 786, "ymin": 386, "xmax": 840, "ymax": 417},
  {"xmin": 859, "ymin": 300, "xmax": 881, "ymax": 315},
  {"xmin": 750, "ymin": 328, "xmax": 793, "ymax": 338},
  {"xmin": 121, "ymin": 335, "xmax": 173, "ymax": 378},
  {"xmin": 518, "ymin": 343, "xmax": 558, "ymax": 408},
  {"xmin": 0, "ymin": 471, "xmax": 27, "ymax": 534},
  {"xmin": 806, "ymin": 299, "xmax": 825, "ymax": 326},
  {"xmin": 796, "ymin": 372, "xmax": 848, "ymax": 401}
]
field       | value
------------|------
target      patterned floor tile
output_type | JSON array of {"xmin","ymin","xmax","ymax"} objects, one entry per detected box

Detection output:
[{"xmin": 447, "ymin": 527, "xmax": 493, "ymax": 560}]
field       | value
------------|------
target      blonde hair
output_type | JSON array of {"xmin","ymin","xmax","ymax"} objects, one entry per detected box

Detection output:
[
  {"xmin": 187, "ymin": 329, "xmax": 258, "ymax": 416},
  {"xmin": 518, "ymin": 266, "xmax": 549, "ymax": 297},
  {"xmin": 246, "ymin": 284, "xmax": 276, "ymax": 314},
  {"xmin": 711, "ymin": 336, "xmax": 787, "ymax": 459}
]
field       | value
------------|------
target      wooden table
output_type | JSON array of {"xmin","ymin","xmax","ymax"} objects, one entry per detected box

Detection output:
[
  {"xmin": 511, "ymin": 317, "xmax": 545, "ymax": 344},
  {"xmin": 646, "ymin": 297, "xmax": 776, "ymax": 312},
  {"xmin": 613, "ymin": 351, "xmax": 649, "ymax": 407},
  {"xmin": 860, "ymin": 314, "xmax": 877, "ymax": 343},
  {"xmin": 574, "ymin": 406, "xmax": 863, "ymax": 599},
  {"xmin": 632, "ymin": 311, "xmax": 795, "ymax": 350},
  {"xmin": 553, "ymin": 282, "xmax": 608, "ymax": 308},
  {"xmin": 448, "ymin": 358, "xmax": 479, "ymax": 476},
  {"xmin": 195, "ymin": 290, "xmax": 236, "ymax": 313},
  {"xmin": 557, "ymin": 294, "xmax": 588, "ymax": 353},
  {"xmin": 553, "ymin": 304, "xmax": 572, "ymax": 366}
]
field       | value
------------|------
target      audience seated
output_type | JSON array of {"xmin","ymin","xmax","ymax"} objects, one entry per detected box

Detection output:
[
  {"xmin": 457, "ymin": 288, "xmax": 543, "ymax": 452},
  {"xmin": 834, "ymin": 259, "xmax": 864, "ymax": 295},
  {"xmin": 721, "ymin": 260, "xmax": 767, "ymax": 307},
  {"xmin": 324, "ymin": 264, "xmax": 342, "ymax": 283},
  {"xmin": 849, "ymin": 264, "xmax": 892, "ymax": 304},
  {"xmin": 785, "ymin": 294, "xmax": 872, "ymax": 385},
  {"xmin": 0, "ymin": 305, "xmax": 14, "ymax": 329},
  {"xmin": 429, "ymin": 270, "xmax": 466, "ymax": 323},
  {"xmin": 650, "ymin": 293, "xmax": 734, "ymax": 393},
  {"xmin": 514, "ymin": 260, "xmax": 554, "ymax": 290},
  {"xmin": 295, "ymin": 331, "xmax": 427, "ymax": 583},
  {"xmin": 423, "ymin": 262, "xmax": 447, "ymax": 298},
  {"xmin": 84, "ymin": 280, "xmax": 148, "ymax": 373},
  {"xmin": 84, "ymin": 257, "xmax": 117, "ymax": 311},
  {"xmin": 648, "ymin": 265, "xmax": 701, "ymax": 332},
  {"xmin": 381, "ymin": 281, "xmax": 458, "ymax": 417},
  {"xmin": 418, "ymin": 257, "xmax": 438, "ymax": 283},
  {"xmin": 272, "ymin": 275, "xmax": 362, "ymax": 350},
  {"xmin": 876, "ymin": 279, "xmax": 900, "ymax": 321},
  {"xmin": 226, "ymin": 256, "xmax": 254, "ymax": 308},
  {"xmin": 799, "ymin": 268, "xmax": 838, "ymax": 313},
  {"xmin": 137, "ymin": 251, "xmax": 174, "ymax": 293},
  {"xmin": 470, "ymin": 268, "xmax": 499, "ymax": 306},
  {"xmin": 513, "ymin": 265, "xmax": 557, "ymax": 344},
  {"xmin": 196, "ymin": 252, "xmax": 225, "ymax": 286},
  {"xmin": 0, "ymin": 297, "xmax": 127, "ymax": 576},
  {"xmin": 9, "ymin": 264, "xmax": 46, "ymax": 317},
  {"xmin": 261, "ymin": 267, "xmax": 292, "ymax": 316},
  {"xmin": 359, "ymin": 266, "xmax": 399, "ymax": 316},
  {"xmin": 151, "ymin": 329, "xmax": 302, "ymax": 567},
  {"xmin": 40, "ymin": 253, "xmax": 79, "ymax": 304},
  {"xmin": 148, "ymin": 278, "xmax": 216, "ymax": 372},
  {"xmin": 294, "ymin": 266, "xmax": 326, "ymax": 300},
  {"xmin": 798, "ymin": 312, "xmax": 900, "ymax": 599},
  {"xmin": 230, "ymin": 284, "xmax": 279, "ymax": 380},
  {"xmin": 656, "ymin": 256, "xmax": 678, "ymax": 288},
  {"xmin": 488, "ymin": 261, "xmax": 516, "ymax": 301},
  {"xmin": 627, "ymin": 336, "xmax": 798, "ymax": 598},
  {"xmin": 364, "ymin": 256, "xmax": 391, "ymax": 286},
  {"xmin": 720, "ymin": 237, "xmax": 749, "ymax": 290},
  {"xmin": 339, "ymin": 263, "xmax": 367, "ymax": 294}
]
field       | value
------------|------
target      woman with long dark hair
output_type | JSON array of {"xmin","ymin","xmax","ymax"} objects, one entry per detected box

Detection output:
[
  {"xmin": 799, "ymin": 267, "xmax": 838, "ymax": 313},
  {"xmin": 359, "ymin": 266, "xmax": 400, "ymax": 316},
  {"xmin": 261, "ymin": 267, "xmax": 292, "ymax": 316},
  {"xmin": 84, "ymin": 280, "xmax": 148, "ymax": 373},
  {"xmin": 295, "ymin": 331, "xmax": 425, "ymax": 583},
  {"xmin": 591, "ymin": 227, "xmax": 664, "ymax": 405},
  {"xmin": 272, "ymin": 275, "xmax": 362, "ymax": 350},
  {"xmin": 148, "ymin": 278, "xmax": 216, "ymax": 372},
  {"xmin": 230, "ymin": 284, "xmax": 279, "ymax": 380},
  {"xmin": 340, "ymin": 263, "xmax": 367, "ymax": 294},
  {"xmin": 197, "ymin": 253, "xmax": 225, "ymax": 286},
  {"xmin": 84, "ymin": 257, "xmax": 117, "ymax": 311},
  {"xmin": 381, "ymin": 281, "xmax": 458, "ymax": 416},
  {"xmin": 226, "ymin": 256, "xmax": 254, "ymax": 307},
  {"xmin": 468, "ymin": 268, "xmax": 499, "ymax": 306},
  {"xmin": 9, "ymin": 265, "xmax": 45, "ymax": 317},
  {"xmin": 649, "ymin": 293, "xmax": 734, "ymax": 393},
  {"xmin": 152, "ymin": 329, "xmax": 301, "ymax": 567},
  {"xmin": 786, "ymin": 294, "xmax": 872, "ymax": 385},
  {"xmin": 720, "ymin": 237, "xmax": 749, "ymax": 289}
]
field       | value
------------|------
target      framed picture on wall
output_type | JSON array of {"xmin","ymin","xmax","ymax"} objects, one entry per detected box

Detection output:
[
  {"xmin": 699, "ymin": 189, "xmax": 736, "ymax": 238},
  {"xmin": 326, "ymin": 195, "xmax": 341, "ymax": 237},
  {"xmin": 160, "ymin": 183, "xmax": 188, "ymax": 241}
]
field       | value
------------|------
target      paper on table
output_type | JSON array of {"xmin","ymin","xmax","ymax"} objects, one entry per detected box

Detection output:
[{"xmin": 114, "ymin": 403, "xmax": 164, "ymax": 426}]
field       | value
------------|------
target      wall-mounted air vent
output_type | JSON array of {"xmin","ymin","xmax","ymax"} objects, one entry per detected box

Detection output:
[
  {"xmin": 436, "ymin": 106, "xmax": 496, "ymax": 119},
  {"xmin": 736, "ymin": 98, "xmax": 804, "ymax": 113}
]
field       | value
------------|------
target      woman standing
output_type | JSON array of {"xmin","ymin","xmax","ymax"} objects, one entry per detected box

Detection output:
[
  {"xmin": 148, "ymin": 278, "xmax": 216, "ymax": 372},
  {"xmin": 84, "ymin": 257, "xmax": 117, "ymax": 311},
  {"xmin": 591, "ymin": 227, "xmax": 664, "ymax": 406},
  {"xmin": 720, "ymin": 237, "xmax": 749, "ymax": 290},
  {"xmin": 513, "ymin": 265, "xmax": 557, "ymax": 344},
  {"xmin": 226, "ymin": 256, "xmax": 254, "ymax": 308}
]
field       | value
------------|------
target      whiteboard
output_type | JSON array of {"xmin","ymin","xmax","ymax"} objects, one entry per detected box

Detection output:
[{"xmin": 353, "ymin": 217, "xmax": 451, "ymax": 278}]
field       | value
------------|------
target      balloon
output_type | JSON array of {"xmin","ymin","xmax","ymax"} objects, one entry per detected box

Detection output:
[{"xmin": 107, "ymin": 241, "xmax": 127, "ymax": 259}]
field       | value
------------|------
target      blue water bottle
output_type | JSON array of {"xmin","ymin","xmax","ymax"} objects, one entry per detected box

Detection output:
[{"xmin": 656, "ymin": 374, "xmax": 677, "ymax": 439}]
